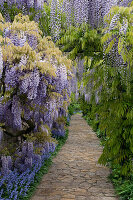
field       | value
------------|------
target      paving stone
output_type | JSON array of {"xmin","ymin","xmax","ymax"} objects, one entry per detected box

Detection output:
[
  {"xmin": 62, "ymin": 194, "xmax": 76, "ymax": 198},
  {"xmin": 75, "ymin": 196, "xmax": 87, "ymax": 200},
  {"xmin": 31, "ymin": 114, "xmax": 118, "ymax": 200}
]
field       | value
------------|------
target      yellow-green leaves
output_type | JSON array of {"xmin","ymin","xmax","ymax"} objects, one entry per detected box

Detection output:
[
  {"xmin": 105, "ymin": 38, "xmax": 116, "ymax": 54},
  {"xmin": 84, "ymin": 56, "xmax": 92, "ymax": 69},
  {"xmin": 0, "ymin": 13, "xmax": 72, "ymax": 78},
  {"xmin": 101, "ymin": 32, "xmax": 113, "ymax": 44},
  {"xmin": 118, "ymin": 37, "xmax": 124, "ymax": 54}
]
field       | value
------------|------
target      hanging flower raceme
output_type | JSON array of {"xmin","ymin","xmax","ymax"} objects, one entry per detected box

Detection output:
[
  {"xmin": 0, "ymin": 0, "xmax": 44, "ymax": 10},
  {"xmin": 102, "ymin": 4, "xmax": 133, "ymax": 90},
  {"xmin": 50, "ymin": 0, "xmax": 62, "ymax": 41},
  {"xmin": 0, "ymin": 46, "xmax": 3, "ymax": 80},
  {"xmin": 0, "ymin": 13, "xmax": 72, "ymax": 138}
]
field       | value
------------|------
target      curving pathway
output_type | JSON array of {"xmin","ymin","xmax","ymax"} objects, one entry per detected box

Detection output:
[{"xmin": 31, "ymin": 114, "xmax": 118, "ymax": 200}]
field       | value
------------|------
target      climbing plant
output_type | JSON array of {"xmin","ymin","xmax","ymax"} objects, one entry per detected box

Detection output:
[
  {"xmin": 56, "ymin": 1, "xmax": 133, "ymax": 176},
  {"xmin": 0, "ymin": 3, "xmax": 132, "ymax": 200},
  {"xmin": 1, "ymin": 12, "xmax": 72, "ymax": 138},
  {"xmin": 81, "ymin": 2, "xmax": 133, "ymax": 176}
]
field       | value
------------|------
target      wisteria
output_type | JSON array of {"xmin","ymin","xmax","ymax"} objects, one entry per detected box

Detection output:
[
  {"xmin": 0, "ymin": 142, "xmax": 55, "ymax": 200},
  {"xmin": 87, "ymin": 0, "xmax": 132, "ymax": 28},
  {"xmin": 73, "ymin": 0, "xmax": 89, "ymax": 25},
  {"xmin": 102, "ymin": 3, "xmax": 132, "ymax": 90},
  {"xmin": 1, "ymin": 156, "xmax": 11, "ymax": 176},
  {"xmin": 0, "ymin": 14, "xmax": 71, "ymax": 136},
  {"xmin": 62, "ymin": 0, "xmax": 73, "ymax": 27},
  {"xmin": 50, "ymin": 0, "xmax": 62, "ymax": 41},
  {"xmin": 0, "ymin": 0, "xmax": 45, "ymax": 10},
  {"xmin": 0, "ymin": 46, "xmax": 3, "ymax": 80},
  {"xmin": 11, "ymin": 96, "xmax": 22, "ymax": 130},
  {"xmin": 0, "ymin": 14, "xmax": 72, "ymax": 192},
  {"xmin": 0, "ymin": 0, "xmax": 132, "ymax": 199},
  {"xmin": 85, "ymin": 93, "xmax": 91, "ymax": 103}
]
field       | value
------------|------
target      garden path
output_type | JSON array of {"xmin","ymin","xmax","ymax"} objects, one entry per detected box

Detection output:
[{"xmin": 31, "ymin": 114, "xmax": 118, "ymax": 200}]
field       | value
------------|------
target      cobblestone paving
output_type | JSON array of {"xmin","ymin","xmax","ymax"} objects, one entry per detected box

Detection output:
[{"xmin": 31, "ymin": 114, "xmax": 118, "ymax": 200}]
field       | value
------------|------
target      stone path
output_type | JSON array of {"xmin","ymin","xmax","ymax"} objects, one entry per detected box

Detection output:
[{"xmin": 31, "ymin": 114, "xmax": 118, "ymax": 200}]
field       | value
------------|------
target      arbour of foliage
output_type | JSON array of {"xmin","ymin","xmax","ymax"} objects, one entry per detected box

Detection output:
[
  {"xmin": 58, "ymin": 1, "xmax": 133, "ymax": 176},
  {"xmin": 0, "ymin": 0, "xmax": 132, "ymax": 183}
]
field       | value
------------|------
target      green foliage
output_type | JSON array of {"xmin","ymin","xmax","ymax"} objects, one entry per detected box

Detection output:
[
  {"xmin": 0, "ymin": 142, "xmax": 18, "ymax": 156},
  {"xmin": 68, "ymin": 103, "xmax": 81, "ymax": 116},
  {"xmin": 39, "ymin": 3, "xmax": 51, "ymax": 36},
  {"xmin": 67, "ymin": 92, "xmax": 81, "ymax": 116},
  {"xmin": 38, "ymin": 0, "xmax": 69, "ymax": 39},
  {"xmin": 103, "ymin": 4, "xmax": 133, "ymax": 72},
  {"xmin": 0, "ymin": 2, "xmax": 50, "ymax": 37},
  {"xmin": 56, "ymin": 23, "xmax": 103, "ymax": 65},
  {"xmin": 78, "ymin": 2, "xmax": 133, "ymax": 177},
  {"xmin": 83, "ymin": 67, "xmax": 133, "ymax": 175},
  {"xmin": 24, "ymin": 124, "xmax": 57, "ymax": 144},
  {"xmin": 55, "ymin": 116, "xmax": 66, "ymax": 126},
  {"xmin": 97, "ymin": 3, "xmax": 133, "ymax": 176},
  {"xmin": 0, "ymin": 147, "xmax": 10, "ymax": 156},
  {"xmin": 109, "ymin": 165, "xmax": 133, "ymax": 200},
  {"xmin": 0, "ymin": 2, "xmax": 22, "ymax": 22},
  {"xmin": 0, "ymin": 0, "xmax": 132, "ymax": 195},
  {"xmin": 79, "ymin": 95, "xmax": 92, "ymax": 116},
  {"xmin": 70, "ymin": 92, "xmax": 76, "ymax": 103}
]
